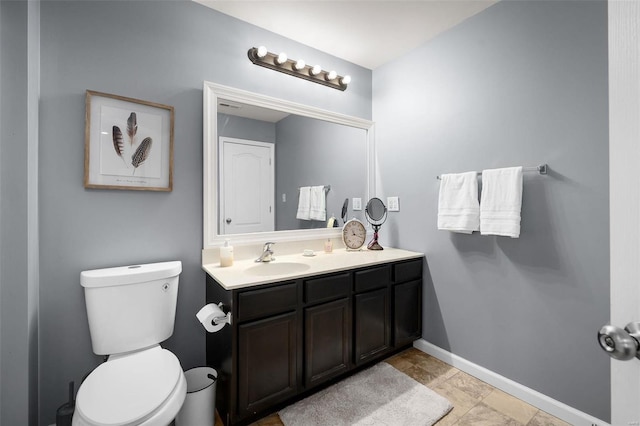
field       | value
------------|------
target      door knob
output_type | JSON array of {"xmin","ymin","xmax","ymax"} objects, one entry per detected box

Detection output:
[
  {"xmin": 226, "ymin": 218, "xmax": 232, "ymax": 224},
  {"xmin": 598, "ymin": 322, "xmax": 640, "ymax": 360}
]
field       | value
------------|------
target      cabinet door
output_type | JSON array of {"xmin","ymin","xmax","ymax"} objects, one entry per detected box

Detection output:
[
  {"xmin": 393, "ymin": 279, "xmax": 422, "ymax": 347},
  {"xmin": 238, "ymin": 311, "xmax": 298, "ymax": 416},
  {"xmin": 354, "ymin": 287, "xmax": 390, "ymax": 365},
  {"xmin": 304, "ymin": 298, "xmax": 351, "ymax": 388}
]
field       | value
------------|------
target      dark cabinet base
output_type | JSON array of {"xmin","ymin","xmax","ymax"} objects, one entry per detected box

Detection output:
[
  {"xmin": 305, "ymin": 297, "xmax": 351, "ymax": 388},
  {"xmin": 206, "ymin": 257, "xmax": 423, "ymax": 425},
  {"xmin": 354, "ymin": 287, "xmax": 390, "ymax": 365},
  {"xmin": 238, "ymin": 312, "xmax": 298, "ymax": 416}
]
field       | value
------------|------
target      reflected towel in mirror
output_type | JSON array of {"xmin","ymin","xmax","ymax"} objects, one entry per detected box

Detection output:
[
  {"xmin": 309, "ymin": 185, "xmax": 327, "ymax": 221},
  {"xmin": 297, "ymin": 186, "xmax": 311, "ymax": 220}
]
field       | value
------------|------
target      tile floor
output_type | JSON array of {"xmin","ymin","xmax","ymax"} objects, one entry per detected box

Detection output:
[{"xmin": 216, "ymin": 347, "xmax": 571, "ymax": 426}]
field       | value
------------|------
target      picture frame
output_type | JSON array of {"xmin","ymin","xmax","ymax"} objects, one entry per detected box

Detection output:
[{"xmin": 84, "ymin": 90, "xmax": 174, "ymax": 191}]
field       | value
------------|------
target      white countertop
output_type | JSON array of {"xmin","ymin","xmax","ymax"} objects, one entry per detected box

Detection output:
[{"xmin": 203, "ymin": 247, "xmax": 423, "ymax": 290}]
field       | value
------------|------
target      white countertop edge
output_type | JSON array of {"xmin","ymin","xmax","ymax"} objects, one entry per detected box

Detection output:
[{"xmin": 203, "ymin": 247, "xmax": 424, "ymax": 290}]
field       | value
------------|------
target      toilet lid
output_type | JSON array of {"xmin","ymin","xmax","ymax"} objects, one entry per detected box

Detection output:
[{"xmin": 76, "ymin": 347, "xmax": 182, "ymax": 426}]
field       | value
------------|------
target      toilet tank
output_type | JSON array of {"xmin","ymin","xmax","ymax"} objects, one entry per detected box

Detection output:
[{"xmin": 81, "ymin": 261, "xmax": 182, "ymax": 355}]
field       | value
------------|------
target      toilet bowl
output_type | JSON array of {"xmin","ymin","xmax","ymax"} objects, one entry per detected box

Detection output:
[
  {"xmin": 73, "ymin": 346, "xmax": 187, "ymax": 426},
  {"xmin": 73, "ymin": 261, "xmax": 186, "ymax": 426}
]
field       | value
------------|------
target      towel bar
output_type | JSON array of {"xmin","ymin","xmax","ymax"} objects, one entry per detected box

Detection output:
[
  {"xmin": 436, "ymin": 164, "xmax": 548, "ymax": 180},
  {"xmin": 299, "ymin": 185, "xmax": 331, "ymax": 191}
]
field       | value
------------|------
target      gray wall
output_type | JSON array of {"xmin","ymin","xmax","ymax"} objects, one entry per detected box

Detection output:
[
  {"xmin": 373, "ymin": 0, "xmax": 609, "ymax": 420},
  {"xmin": 218, "ymin": 113, "xmax": 276, "ymax": 143},
  {"xmin": 37, "ymin": 1, "xmax": 371, "ymax": 424},
  {"xmin": 275, "ymin": 115, "xmax": 368, "ymax": 230}
]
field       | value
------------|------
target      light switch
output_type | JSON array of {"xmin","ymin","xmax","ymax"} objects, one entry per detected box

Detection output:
[
  {"xmin": 282, "ymin": 193, "xmax": 287, "ymax": 203},
  {"xmin": 387, "ymin": 197, "xmax": 400, "ymax": 212},
  {"xmin": 353, "ymin": 198, "xmax": 362, "ymax": 211}
]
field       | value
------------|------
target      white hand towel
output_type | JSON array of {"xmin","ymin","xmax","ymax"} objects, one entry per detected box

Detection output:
[
  {"xmin": 296, "ymin": 186, "xmax": 311, "ymax": 220},
  {"xmin": 309, "ymin": 185, "xmax": 327, "ymax": 221},
  {"xmin": 437, "ymin": 172, "xmax": 480, "ymax": 234},
  {"xmin": 480, "ymin": 166, "xmax": 523, "ymax": 238}
]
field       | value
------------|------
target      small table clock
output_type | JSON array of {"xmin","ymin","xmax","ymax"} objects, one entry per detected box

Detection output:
[{"xmin": 342, "ymin": 218, "xmax": 367, "ymax": 251}]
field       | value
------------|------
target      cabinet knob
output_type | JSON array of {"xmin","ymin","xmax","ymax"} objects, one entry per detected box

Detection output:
[{"xmin": 226, "ymin": 218, "xmax": 232, "ymax": 224}]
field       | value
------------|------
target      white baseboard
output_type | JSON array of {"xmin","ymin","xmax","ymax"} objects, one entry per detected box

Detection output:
[{"xmin": 413, "ymin": 339, "xmax": 609, "ymax": 426}]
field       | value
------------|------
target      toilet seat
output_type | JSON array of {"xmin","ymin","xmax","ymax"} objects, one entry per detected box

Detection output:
[{"xmin": 74, "ymin": 346, "xmax": 184, "ymax": 426}]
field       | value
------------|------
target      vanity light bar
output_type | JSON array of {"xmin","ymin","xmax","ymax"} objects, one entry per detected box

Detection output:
[{"xmin": 247, "ymin": 46, "xmax": 351, "ymax": 91}]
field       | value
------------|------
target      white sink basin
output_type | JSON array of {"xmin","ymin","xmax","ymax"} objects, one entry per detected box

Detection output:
[{"xmin": 245, "ymin": 262, "xmax": 311, "ymax": 277}]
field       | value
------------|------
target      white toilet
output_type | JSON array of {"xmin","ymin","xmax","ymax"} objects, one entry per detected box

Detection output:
[{"xmin": 73, "ymin": 261, "xmax": 187, "ymax": 426}]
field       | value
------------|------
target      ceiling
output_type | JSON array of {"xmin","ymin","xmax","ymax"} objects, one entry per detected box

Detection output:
[{"xmin": 195, "ymin": 1, "xmax": 497, "ymax": 70}]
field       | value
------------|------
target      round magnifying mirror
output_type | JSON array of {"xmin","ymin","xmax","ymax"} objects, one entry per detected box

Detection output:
[{"xmin": 365, "ymin": 197, "xmax": 387, "ymax": 250}]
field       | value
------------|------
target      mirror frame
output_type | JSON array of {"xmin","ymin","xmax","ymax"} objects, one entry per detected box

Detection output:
[{"xmin": 203, "ymin": 81, "xmax": 375, "ymax": 248}]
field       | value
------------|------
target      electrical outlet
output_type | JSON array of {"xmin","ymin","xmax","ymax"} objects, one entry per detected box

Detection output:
[
  {"xmin": 282, "ymin": 193, "xmax": 286, "ymax": 202},
  {"xmin": 353, "ymin": 197, "xmax": 362, "ymax": 211},
  {"xmin": 387, "ymin": 196, "xmax": 400, "ymax": 212}
]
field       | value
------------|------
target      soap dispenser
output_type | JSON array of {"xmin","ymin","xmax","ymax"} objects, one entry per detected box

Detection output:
[{"xmin": 220, "ymin": 240, "xmax": 234, "ymax": 267}]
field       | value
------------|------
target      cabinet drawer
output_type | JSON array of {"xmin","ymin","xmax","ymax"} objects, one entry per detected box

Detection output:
[
  {"xmin": 393, "ymin": 259, "xmax": 422, "ymax": 283},
  {"xmin": 237, "ymin": 282, "xmax": 297, "ymax": 322},
  {"xmin": 354, "ymin": 266, "xmax": 390, "ymax": 293},
  {"xmin": 304, "ymin": 273, "xmax": 350, "ymax": 304}
]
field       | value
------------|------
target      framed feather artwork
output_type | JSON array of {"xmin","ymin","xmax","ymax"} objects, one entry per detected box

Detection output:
[{"xmin": 84, "ymin": 90, "xmax": 174, "ymax": 191}]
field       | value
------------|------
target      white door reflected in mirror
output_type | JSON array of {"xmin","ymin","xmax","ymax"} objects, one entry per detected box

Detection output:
[{"xmin": 219, "ymin": 137, "xmax": 274, "ymax": 234}]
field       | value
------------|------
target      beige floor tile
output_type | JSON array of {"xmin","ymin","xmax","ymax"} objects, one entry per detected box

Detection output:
[
  {"xmin": 401, "ymin": 352, "xmax": 459, "ymax": 385},
  {"xmin": 398, "ymin": 347, "xmax": 427, "ymax": 360},
  {"xmin": 433, "ymin": 379, "xmax": 481, "ymax": 420},
  {"xmin": 482, "ymin": 389, "xmax": 538, "ymax": 425},
  {"xmin": 455, "ymin": 403, "xmax": 524, "ymax": 425},
  {"xmin": 528, "ymin": 410, "xmax": 572, "ymax": 426},
  {"xmin": 445, "ymin": 371, "xmax": 494, "ymax": 401},
  {"xmin": 402, "ymin": 363, "xmax": 459, "ymax": 388},
  {"xmin": 434, "ymin": 409, "xmax": 462, "ymax": 426},
  {"xmin": 257, "ymin": 413, "xmax": 284, "ymax": 426},
  {"xmin": 385, "ymin": 353, "xmax": 414, "ymax": 373},
  {"xmin": 411, "ymin": 352, "xmax": 450, "ymax": 369}
]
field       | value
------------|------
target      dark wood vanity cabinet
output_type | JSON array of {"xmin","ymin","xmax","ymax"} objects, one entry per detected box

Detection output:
[
  {"xmin": 237, "ymin": 311, "xmax": 298, "ymax": 416},
  {"xmin": 392, "ymin": 259, "xmax": 423, "ymax": 346},
  {"xmin": 353, "ymin": 266, "xmax": 391, "ymax": 365},
  {"xmin": 303, "ymin": 273, "xmax": 352, "ymax": 389},
  {"xmin": 205, "ymin": 258, "xmax": 423, "ymax": 426}
]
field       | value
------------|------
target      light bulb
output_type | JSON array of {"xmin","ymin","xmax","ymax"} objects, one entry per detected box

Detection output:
[
  {"xmin": 310, "ymin": 65, "xmax": 322, "ymax": 76},
  {"xmin": 340, "ymin": 75, "xmax": 352, "ymax": 85},
  {"xmin": 276, "ymin": 52, "xmax": 288, "ymax": 65},
  {"xmin": 256, "ymin": 46, "xmax": 268, "ymax": 58},
  {"xmin": 326, "ymin": 70, "xmax": 337, "ymax": 81},
  {"xmin": 294, "ymin": 59, "xmax": 306, "ymax": 71}
]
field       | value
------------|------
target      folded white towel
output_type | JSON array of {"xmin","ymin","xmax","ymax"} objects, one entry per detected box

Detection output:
[
  {"xmin": 480, "ymin": 166, "xmax": 523, "ymax": 238},
  {"xmin": 309, "ymin": 185, "xmax": 327, "ymax": 221},
  {"xmin": 437, "ymin": 172, "xmax": 480, "ymax": 234},
  {"xmin": 296, "ymin": 186, "xmax": 311, "ymax": 220}
]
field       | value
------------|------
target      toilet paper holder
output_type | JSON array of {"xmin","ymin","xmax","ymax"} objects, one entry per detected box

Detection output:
[
  {"xmin": 211, "ymin": 302, "xmax": 232, "ymax": 326},
  {"xmin": 598, "ymin": 321, "xmax": 640, "ymax": 361}
]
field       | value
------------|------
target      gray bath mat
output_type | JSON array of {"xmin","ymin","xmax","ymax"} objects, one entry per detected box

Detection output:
[{"xmin": 279, "ymin": 362, "xmax": 453, "ymax": 426}]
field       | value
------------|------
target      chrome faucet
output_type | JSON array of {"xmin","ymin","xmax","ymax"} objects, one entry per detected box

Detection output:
[{"xmin": 255, "ymin": 242, "xmax": 276, "ymax": 262}]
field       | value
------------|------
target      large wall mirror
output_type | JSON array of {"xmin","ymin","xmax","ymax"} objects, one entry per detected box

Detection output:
[{"xmin": 204, "ymin": 82, "xmax": 375, "ymax": 248}]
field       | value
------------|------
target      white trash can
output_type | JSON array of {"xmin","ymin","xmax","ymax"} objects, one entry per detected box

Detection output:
[{"xmin": 175, "ymin": 367, "xmax": 217, "ymax": 426}]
